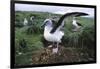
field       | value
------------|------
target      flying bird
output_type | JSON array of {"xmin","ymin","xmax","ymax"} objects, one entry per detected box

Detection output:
[{"xmin": 42, "ymin": 12, "xmax": 88, "ymax": 54}]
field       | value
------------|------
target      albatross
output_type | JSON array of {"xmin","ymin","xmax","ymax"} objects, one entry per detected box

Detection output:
[
  {"xmin": 72, "ymin": 17, "xmax": 82, "ymax": 32},
  {"xmin": 42, "ymin": 12, "xmax": 88, "ymax": 54},
  {"xmin": 43, "ymin": 19, "xmax": 64, "ymax": 54}
]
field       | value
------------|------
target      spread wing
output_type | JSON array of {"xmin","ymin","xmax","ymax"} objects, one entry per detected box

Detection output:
[{"xmin": 50, "ymin": 12, "xmax": 88, "ymax": 33}]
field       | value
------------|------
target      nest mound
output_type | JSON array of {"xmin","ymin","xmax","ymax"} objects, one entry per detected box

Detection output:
[{"xmin": 32, "ymin": 46, "xmax": 94, "ymax": 65}]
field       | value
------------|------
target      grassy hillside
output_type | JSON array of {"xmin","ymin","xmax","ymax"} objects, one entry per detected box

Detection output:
[{"xmin": 15, "ymin": 11, "xmax": 95, "ymax": 66}]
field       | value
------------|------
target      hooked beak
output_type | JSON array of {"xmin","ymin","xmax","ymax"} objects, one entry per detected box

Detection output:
[
  {"xmin": 41, "ymin": 21, "xmax": 47, "ymax": 28},
  {"xmin": 41, "ymin": 20, "xmax": 49, "ymax": 28},
  {"xmin": 41, "ymin": 23, "xmax": 45, "ymax": 28}
]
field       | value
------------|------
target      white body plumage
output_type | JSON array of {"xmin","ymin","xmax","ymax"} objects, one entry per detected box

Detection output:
[
  {"xmin": 43, "ymin": 19, "xmax": 64, "ymax": 43},
  {"xmin": 43, "ymin": 19, "xmax": 64, "ymax": 54}
]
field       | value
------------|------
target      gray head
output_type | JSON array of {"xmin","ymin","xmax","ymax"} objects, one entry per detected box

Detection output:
[{"xmin": 41, "ymin": 19, "xmax": 53, "ymax": 28}]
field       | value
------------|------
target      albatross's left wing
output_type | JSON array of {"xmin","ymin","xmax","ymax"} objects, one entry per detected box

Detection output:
[{"xmin": 50, "ymin": 12, "xmax": 88, "ymax": 33}]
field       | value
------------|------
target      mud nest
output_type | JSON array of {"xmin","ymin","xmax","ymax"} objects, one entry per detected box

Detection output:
[{"xmin": 32, "ymin": 46, "xmax": 95, "ymax": 65}]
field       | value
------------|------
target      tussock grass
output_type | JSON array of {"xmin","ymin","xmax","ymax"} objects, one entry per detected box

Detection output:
[{"xmin": 15, "ymin": 11, "xmax": 95, "ymax": 66}]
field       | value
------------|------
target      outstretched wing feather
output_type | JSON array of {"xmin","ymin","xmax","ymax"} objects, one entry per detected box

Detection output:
[{"xmin": 50, "ymin": 12, "xmax": 88, "ymax": 33}]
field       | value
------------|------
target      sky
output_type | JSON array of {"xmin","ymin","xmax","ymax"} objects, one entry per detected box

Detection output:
[{"xmin": 15, "ymin": 3, "xmax": 95, "ymax": 17}]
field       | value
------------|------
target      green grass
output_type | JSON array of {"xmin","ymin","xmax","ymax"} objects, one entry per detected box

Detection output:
[{"xmin": 15, "ymin": 11, "xmax": 95, "ymax": 66}]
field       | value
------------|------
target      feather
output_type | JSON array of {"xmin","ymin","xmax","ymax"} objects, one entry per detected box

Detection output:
[{"xmin": 50, "ymin": 12, "xmax": 88, "ymax": 33}]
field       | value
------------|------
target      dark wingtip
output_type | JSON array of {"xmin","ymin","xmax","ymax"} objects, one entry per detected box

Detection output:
[{"xmin": 75, "ymin": 12, "xmax": 89, "ymax": 17}]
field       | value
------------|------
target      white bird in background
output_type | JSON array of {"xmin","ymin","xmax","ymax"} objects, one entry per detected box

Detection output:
[
  {"xmin": 23, "ymin": 18, "xmax": 28, "ymax": 25},
  {"xmin": 42, "ymin": 12, "xmax": 88, "ymax": 54},
  {"xmin": 72, "ymin": 17, "xmax": 82, "ymax": 32},
  {"xmin": 30, "ymin": 16, "xmax": 35, "ymax": 21}
]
